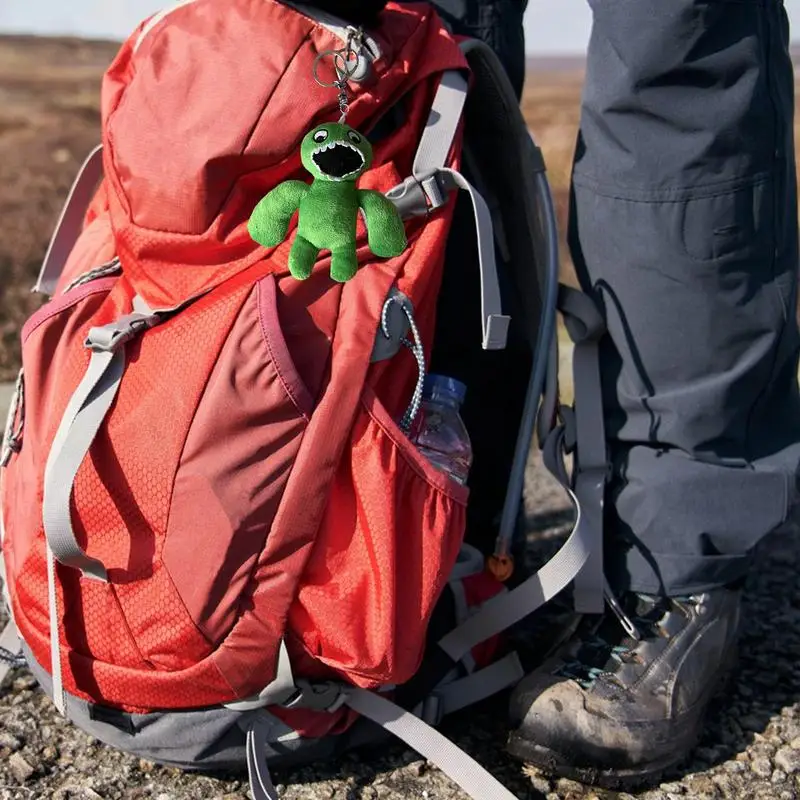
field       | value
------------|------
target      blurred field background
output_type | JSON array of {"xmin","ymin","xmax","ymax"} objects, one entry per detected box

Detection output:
[{"xmin": 0, "ymin": 36, "xmax": 794, "ymax": 382}]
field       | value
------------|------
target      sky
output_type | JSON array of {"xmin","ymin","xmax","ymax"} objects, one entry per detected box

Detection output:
[{"xmin": 0, "ymin": 0, "xmax": 797, "ymax": 54}]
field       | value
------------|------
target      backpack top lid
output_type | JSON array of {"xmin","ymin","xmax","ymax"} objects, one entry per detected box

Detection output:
[{"xmin": 98, "ymin": 0, "xmax": 469, "ymax": 309}]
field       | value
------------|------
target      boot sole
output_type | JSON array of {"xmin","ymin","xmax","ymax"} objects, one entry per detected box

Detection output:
[
  {"xmin": 506, "ymin": 733, "xmax": 692, "ymax": 791},
  {"xmin": 506, "ymin": 646, "xmax": 739, "ymax": 791}
]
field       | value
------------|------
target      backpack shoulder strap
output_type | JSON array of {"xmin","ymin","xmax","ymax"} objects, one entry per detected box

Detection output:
[{"xmin": 33, "ymin": 145, "xmax": 105, "ymax": 297}]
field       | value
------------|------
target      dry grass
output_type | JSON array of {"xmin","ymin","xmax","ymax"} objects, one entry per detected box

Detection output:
[{"xmin": 0, "ymin": 36, "xmax": 117, "ymax": 379}]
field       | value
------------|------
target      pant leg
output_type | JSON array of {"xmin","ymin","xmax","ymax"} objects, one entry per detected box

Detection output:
[{"xmin": 571, "ymin": 0, "xmax": 800, "ymax": 596}]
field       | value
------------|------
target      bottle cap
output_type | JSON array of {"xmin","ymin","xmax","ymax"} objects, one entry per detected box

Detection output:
[{"xmin": 423, "ymin": 374, "xmax": 467, "ymax": 404}]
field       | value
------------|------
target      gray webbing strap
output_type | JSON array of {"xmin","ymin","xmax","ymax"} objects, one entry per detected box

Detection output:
[
  {"xmin": 42, "ymin": 348, "xmax": 125, "ymax": 581},
  {"xmin": 438, "ymin": 485, "xmax": 590, "ymax": 663},
  {"xmin": 34, "ymin": 145, "xmax": 104, "ymax": 297},
  {"xmin": 420, "ymin": 652, "xmax": 524, "ymax": 725},
  {"xmin": 47, "ymin": 544, "xmax": 66, "ymax": 714},
  {"xmin": 0, "ymin": 619, "xmax": 22, "ymax": 689},
  {"xmin": 385, "ymin": 70, "xmax": 510, "ymax": 351},
  {"xmin": 43, "ymin": 345, "xmax": 127, "ymax": 715},
  {"xmin": 447, "ymin": 579, "xmax": 476, "ymax": 675},
  {"xmin": 42, "ymin": 307, "xmax": 161, "ymax": 581},
  {"xmin": 246, "ymin": 718, "xmax": 280, "ymax": 800},
  {"xmin": 557, "ymin": 285, "xmax": 608, "ymax": 615},
  {"xmin": 42, "ymin": 306, "xmax": 161, "ymax": 716},
  {"xmin": 439, "ymin": 168, "xmax": 510, "ymax": 350},
  {"xmin": 224, "ymin": 640, "xmax": 297, "ymax": 711},
  {"xmin": 412, "ymin": 70, "xmax": 468, "ymax": 178},
  {"xmin": 345, "ymin": 688, "xmax": 521, "ymax": 800}
]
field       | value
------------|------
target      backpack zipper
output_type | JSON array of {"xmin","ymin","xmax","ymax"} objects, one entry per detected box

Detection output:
[{"xmin": 133, "ymin": 0, "xmax": 380, "ymax": 72}]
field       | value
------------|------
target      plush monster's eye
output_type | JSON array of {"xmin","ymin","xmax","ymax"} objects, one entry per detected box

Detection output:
[
  {"xmin": 347, "ymin": 131, "xmax": 362, "ymax": 144},
  {"xmin": 313, "ymin": 129, "xmax": 329, "ymax": 143}
]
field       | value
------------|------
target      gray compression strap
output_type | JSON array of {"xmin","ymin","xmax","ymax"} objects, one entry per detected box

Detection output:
[
  {"xmin": 438, "ymin": 485, "xmax": 591, "ymax": 663},
  {"xmin": 557, "ymin": 285, "xmax": 608, "ymax": 615},
  {"xmin": 42, "ymin": 308, "xmax": 161, "ymax": 581},
  {"xmin": 422, "ymin": 652, "xmax": 524, "ymax": 724},
  {"xmin": 386, "ymin": 69, "xmax": 509, "ymax": 350},
  {"xmin": 413, "ymin": 70, "xmax": 468, "ymax": 178},
  {"xmin": 42, "ymin": 348, "xmax": 124, "ymax": 582},
  {"xmin": 439, "ymin": 167, "xmax": 510, "ymax": 350},
  {"xmin": 47, "ymin": 544, "xmax": 66, "ymax": 714},
  {"xmin": 34, "ymin": 145, "xmax": 104, "ymax": 297},
  {"xmin": 345, "ymin": 688, "xmax": 521, "ymax": 800},
  {"xmin": 246, "ymin": 718, "xmax": 280, "ymax": 800}
]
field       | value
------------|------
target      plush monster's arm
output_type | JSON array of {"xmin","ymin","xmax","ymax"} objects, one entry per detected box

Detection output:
[
  {"xmin": 248, "ymin": 181, "xmax": 309, "ymax": 248},
  {"xmin": 358, "ymin": 189, "xmax": 408, "ymax": 258}
]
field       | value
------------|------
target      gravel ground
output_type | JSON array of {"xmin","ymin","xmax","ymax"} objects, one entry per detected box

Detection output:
[{"xmin": 2, "ymin": 411, "xmax": 800, "ymax": 799}]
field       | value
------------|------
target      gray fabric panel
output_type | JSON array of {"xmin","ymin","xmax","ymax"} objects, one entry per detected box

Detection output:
[
  {"xmin": 571, "ymin": 0, "xmax": 800, "ymax": 594},
  {"xmin": 21, "ymin": 642, "xmax": 390, "ymax": 771}
]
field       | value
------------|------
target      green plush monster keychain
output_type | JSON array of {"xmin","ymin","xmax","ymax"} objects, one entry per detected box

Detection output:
[{"xmin": 248, "ymin": 36, "xmax": 407, "ymax": 282}]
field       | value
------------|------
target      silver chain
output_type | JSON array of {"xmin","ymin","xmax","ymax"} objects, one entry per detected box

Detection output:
[{"xmin": 312, "ymin": 27, "xmax": 364, "ymax": 123}]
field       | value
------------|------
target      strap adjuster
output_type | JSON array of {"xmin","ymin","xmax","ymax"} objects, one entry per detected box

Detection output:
[
  {"xmin": 85, "ymin": 311, "xmax": 160, "ymax": 353},
  {"xmin": 385, "ymin": 171, "xmax": 455, "ymax": 219},
  {"xmin": 282, "ymin": 680, "xmax": 348, "ymax": 713}
]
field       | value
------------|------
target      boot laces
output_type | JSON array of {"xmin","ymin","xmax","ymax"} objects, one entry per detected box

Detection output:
[{"xmin": 555, "ymin": 595, "xmax": 700, "ymax": 690}]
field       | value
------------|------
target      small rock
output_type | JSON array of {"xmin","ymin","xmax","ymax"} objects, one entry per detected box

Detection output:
[
  {"xmin": 52, "ymin": 148, "xmax": 72, "ymax": 164},
  {"xmin": 556, "ymin": 778, "xmax": 585, "ymax": 795},
  {"xmin": 41, "ymin": 745, "xmax": 58, "ymax": 762},
  {"xmin": 712, "ymin": 774, "xmax": 733, "ymax": 792},
  {"xmin": 724, "ymin": 760, "xmax": 748, "ymax": 773},
  {"xmin": 11, "ymin": 675, "xmax": 36, "ymax": 691},
  {"xmin": 775, "ymin": 746, "xmax": 800, "ymax": 774},
  {"xmin": 8, "ymin": 752, "xmax": 34, "ymax": 783},
  {"xmin": 0, "ymin": 731, "xmax": 21, "ymax": 751},
  {"xmin": 751, "ymin": 756, "xmax": 772, "ymax": 777},
  {"xmin": 659, "ymin": 782, "xmax": 684, "ymax": 793},
  {"xmin": 527, "ymin": 772, "xmax": 551, "ymax": 795},
  {"xmin": 773, "ymin": 769, "xmax": 788, "ymax": 783},
  {"xmin": 791, "ymin": 737, "xmax": 800, "ymax": 750}
]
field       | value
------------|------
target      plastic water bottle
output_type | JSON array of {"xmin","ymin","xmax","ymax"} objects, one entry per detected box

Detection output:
[{"xmin": 413, "ymin": 375, "xmax": 473, "ymax": 485}]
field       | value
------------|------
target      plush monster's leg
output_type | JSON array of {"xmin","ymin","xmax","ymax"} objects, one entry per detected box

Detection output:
[
  {"xmin": 330, "ymin": 246, "xmax": 359, "ymax": 283},
  {"xmin": 289, "ymin": 235, "xmax": 319, "ymax": 280}
]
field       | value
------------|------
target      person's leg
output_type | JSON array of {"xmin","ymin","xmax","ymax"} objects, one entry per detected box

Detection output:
[{"xmin": 509, "ymin": 0, "xmax": 800, "ymax": 786}]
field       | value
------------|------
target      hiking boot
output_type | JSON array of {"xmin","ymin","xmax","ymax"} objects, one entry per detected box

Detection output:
[{"xmin": 506, "ymin": 588, "xmax": 741, "ymax": 789}]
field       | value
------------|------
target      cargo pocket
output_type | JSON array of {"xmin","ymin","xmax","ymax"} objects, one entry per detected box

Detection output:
[
  {"xmin": 164, "ymin": 274, "xmax": 312, "ymax": 649},
  {"xmin": 290, "ymin": 385, "xmax": 469, "ymax": 687}
]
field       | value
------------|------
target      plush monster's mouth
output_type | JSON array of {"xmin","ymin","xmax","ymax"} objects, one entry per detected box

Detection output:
[{"xmin": 312, "ymin": 141, "xmax": 365, "ymax": 180}]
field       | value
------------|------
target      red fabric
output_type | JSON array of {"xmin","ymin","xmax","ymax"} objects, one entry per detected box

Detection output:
[{"xmin": 2, "ymin": 0, "xmax": 474, "ymax": 718}]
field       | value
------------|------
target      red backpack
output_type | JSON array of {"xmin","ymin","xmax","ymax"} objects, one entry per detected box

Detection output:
[{"xmin": 0, "ymin": 3, "xmax": 607, "ymax": 798}]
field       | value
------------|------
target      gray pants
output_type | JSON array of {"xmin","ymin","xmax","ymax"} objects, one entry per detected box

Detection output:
[{"xmin": 441, "ymin": 0, "xmax": 800, "ymax": 596}]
